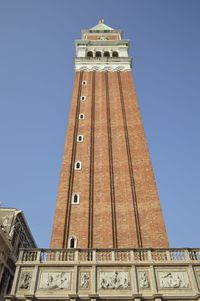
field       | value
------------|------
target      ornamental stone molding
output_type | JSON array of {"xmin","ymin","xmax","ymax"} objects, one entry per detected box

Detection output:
[{"xmin": 4, "ymin": 248, "xmax": 200, "ymax": 301}]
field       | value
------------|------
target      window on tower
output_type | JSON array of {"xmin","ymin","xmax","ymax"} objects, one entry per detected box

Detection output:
[
  {"xmin": 79, "ymin": 113, "xmax": 85, "ymax": 120},
  {"xmin": 95, "ymin": 51, "xmax": 102, "ymax": 57},
  {"xmin": 75, "ymin": 161, "xmax": 82, "ymax": 170},
  {"xmin": 72, "ymin": 194, "xmax": 80, "ymax": 204},
  {"xmin": 77, "ymin": 135, "xmax": 84, "ymax": 142},
  {"xmin": 112, "ymin": 51, "xmax": 119, "ymax": 57},
  {"xmin": 68, "ymin": 236, "xmax": 77, "ymax": 248},
  {"xmin": 82, "ymin": 80, "xmax": 87, "ymax": 85},
  {"xmin": 80, "ymin": 96, "xmax": 86, "ymax": 101}
]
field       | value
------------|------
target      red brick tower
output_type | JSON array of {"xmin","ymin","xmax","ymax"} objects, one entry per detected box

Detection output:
[{"xmin": 51, "ymin": 20, "xmax": 168, "ymax": 249}]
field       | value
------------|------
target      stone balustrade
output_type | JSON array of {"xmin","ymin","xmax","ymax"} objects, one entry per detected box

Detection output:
[
  {"xmin": 5, "ymin": 248, "xmax": 200, "ymax": 301},
  {"xmin": 19, "ymin": 248, "xmax": 200, "ymax": 263}
]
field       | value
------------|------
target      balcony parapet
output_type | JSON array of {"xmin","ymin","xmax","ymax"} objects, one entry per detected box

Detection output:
[
  {"xmin": 18, "ymin": 248, "xmax": 200, "ymax": 264},
  {"xmin": 5, "ymin": 248, "xmax": 200, "ymax": 301}
]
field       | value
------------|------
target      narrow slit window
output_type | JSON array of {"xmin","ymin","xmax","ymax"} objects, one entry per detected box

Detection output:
[
  {"xmin": 79, "ymin": 113, "xmax": 85, "ymax": 120},
  {"xmin": 68, "ymin": 236, "xmax": 77, "ymax": 248},
  {"xmin": 77, "ymin": 135, "xmax": 83, "ymax": 142},
  {"xmin": 80, "ymin": 96, "xmax": 86, "ymax": 101},
  {"xmin": 72, "ymin": 194, "xmax": 80, "ymax": 204},
  {"xmin": 75, "ymin": 161, "xmax": 82, "ymax": 170}
]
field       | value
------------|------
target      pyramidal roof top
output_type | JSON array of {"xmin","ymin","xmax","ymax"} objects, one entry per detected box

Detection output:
[{"xmin": 90, "ymin": 19, "xmax": 114, "ymax": 31}]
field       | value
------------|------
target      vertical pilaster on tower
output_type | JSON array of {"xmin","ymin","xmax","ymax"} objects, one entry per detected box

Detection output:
[{"xmin": 50, "ymin": 21, "xmax": 168, "ymax": 249}]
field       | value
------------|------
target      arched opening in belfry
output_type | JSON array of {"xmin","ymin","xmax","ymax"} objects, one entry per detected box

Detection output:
[
  {"xmin": 112, "ymin": 51, "xmax": 119, "ymax": 57},
  {"xmin": 87, "ymin": 51, "xmax": 93, "ymax": 57},
  {"xmin": 95, "ymin": 51, "xmax": 102, "ymax": 57},
  {"xmin": 104, "ymin": 51, "xmax": 110, "ymax": 57}
]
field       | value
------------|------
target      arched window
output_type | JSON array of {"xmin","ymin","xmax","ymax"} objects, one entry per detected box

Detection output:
[
  {"xmin": 72, "ymin": 194, "xmax": 80, "ymax": 204},
  {"xmin": 87, "ymin": 51, "xmax": 93, "ymax": 57},
  {"xmin": 79, "ymin": 113, "xmax": 85, "ymax": 120},
  {"xmin": 75, "ymin": 161, "xmax": 82, "ymax": 170},
  {"xmin": 95, "ymin": 51, "xmax": 102, "ymax": 58},
  {"xmin": 112, "ymin": 51, "xmax": 119, "ymax": 57},
  {"xmin": 68, "ymin": 236, "xmax": 77, "ymax": 248},
  {"xmin": 77, "ymin": 135, "xmax": 83, "ymax": 142},
  {"xmin": 82, "ymin": 81, "xmax": 87, "ymax": 85},
  {"xmin": 80, "ymin": 96, "xmax": 86, "ymax": 101},
  {"xmin": 104, "ymin": 51, "xmax": 110, "ymax": 57}
]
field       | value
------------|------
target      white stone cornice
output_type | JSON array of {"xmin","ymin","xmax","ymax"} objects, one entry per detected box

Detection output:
[{"xmin": 75, "ymin": 57, "xmax": 132, "ymax": 72}]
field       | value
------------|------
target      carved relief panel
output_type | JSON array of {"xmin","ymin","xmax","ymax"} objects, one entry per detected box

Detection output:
[
  {"xmin": 38, "ymin": 271, "xmax": 71, "ymax": 290},
  {"xmin": 138, "ymin": 271, "xmax": 150, "ymax": 289},
  {"xmin": 18, "ymin": 270, "xmax": 32, "ymax": 290},
  {"xmin": 99, "ymin": 271, "xmax": 130, "ymax": 290},
  {"xmin": 156, "ymin": 270, "xmax": 190, "ymax": 289},
  {"xmin": 79, "ymin": 272, "xmax": 90, "ymax": 290},
  {"xmin": 194, "ymin": 268, "xmax": 200, "ymax": 289}
]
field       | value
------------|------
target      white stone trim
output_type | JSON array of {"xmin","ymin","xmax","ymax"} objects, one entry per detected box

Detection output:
[
  {"xmin": 75, "ymin": 64, "xmax": 131, "ymax": 72},
  {"xmin": 75, "ymin": 58, "xmax": 131, "ymax": 71},
  {"xmin": 68, "ymin": 235, "xmax": 77, "ymax": 248},
  {"xmin": 71, "ymin": 194, "xmax": 80, "ymax": 205},
  {"xmin": 77, "ymin": 135, "xmax": 84, "ymax": 142},
  {"xmin": 80, "ymin": 95, "xmax": 86, "ymax": 101},
  {"xmin": 74, "ymin": 161, "xmax": 82, "ymax": 170},
  {"xmin": 79, "ymin": 113, "xmax": 85, "ymax": 120}
]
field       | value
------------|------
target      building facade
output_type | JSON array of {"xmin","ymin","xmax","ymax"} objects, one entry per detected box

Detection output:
[
  {"xmin": 5, "ymin": 21, "xmax": 200, "ymax": 301},
  {"xmin": 0, "ymin": 208, "xmax": 36, "ymax": 300}
]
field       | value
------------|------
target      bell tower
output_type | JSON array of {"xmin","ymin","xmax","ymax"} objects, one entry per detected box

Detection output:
[
  {"xmin": 50, "ymin": 20, "xmax": 168, "ymax": 249},
  {"xmin": 7, "ymin": 21, "xmax": 200, "ymax": 301}
]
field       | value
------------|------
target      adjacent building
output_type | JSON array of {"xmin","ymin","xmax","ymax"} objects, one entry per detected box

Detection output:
[{"xmin": 0, "ymin": 208, "xmax": 36, "ymax": 300}]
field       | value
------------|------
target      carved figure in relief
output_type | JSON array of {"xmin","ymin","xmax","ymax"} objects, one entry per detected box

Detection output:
[
  {"xmin": 80, "ymin": 272, "xmax": 90, "ymax": 289},
  {"xmin": 139, "ymin": 272, "xmax": 150, "ymax": 289},
  {"xmin": 100, "ymin": 271, "xmax": 130, "ymax": 289},
  {"xmin": 39, "ymin": 272, "xmax": 70, "ymax": 289},
  {"xmin": 0, "ymin": 215, "xmax": 11, "ymax": 233},
  {"xmin": 19, "ymin": 272, "xmax": 32, "ymax": 289},
  {"xmin": 159, "ymin": 272, "xmax": 189, "ymax": 289}
]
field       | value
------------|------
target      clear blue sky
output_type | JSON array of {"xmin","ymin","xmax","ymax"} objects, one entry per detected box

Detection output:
[{"xmin": 0, "ymin": 0, "xmax": 200, "ymax": 248}]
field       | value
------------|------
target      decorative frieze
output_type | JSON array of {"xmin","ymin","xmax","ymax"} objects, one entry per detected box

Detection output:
[
  {"xmin": 38, "ymin": 271, "xmax": 71, "ymax": 290},
  {"xmin": 99, "ymin": 271, "xmax": 130, "ymax": 289},
  {"xmin": 157, "ymin": 271, "xmax": 190, "ymax": 289},
  {"xmin": 6, "ymin": 249, "xmax": 200, "ymax": 301}
]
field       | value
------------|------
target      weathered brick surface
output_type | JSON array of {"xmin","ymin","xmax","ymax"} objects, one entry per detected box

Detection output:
[{"xmin": 51, "ymin": 70, "xmax": 168, "ymax": 249}]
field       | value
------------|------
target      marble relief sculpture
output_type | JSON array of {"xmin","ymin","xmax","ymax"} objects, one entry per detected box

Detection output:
[
  {"xmin": 100, "ymin": 271, "xmax": 130, "ymax": 289},
  {"xmin": 80, "ymin": 272, "xmax": 90, "ymax": 289},
  {"xmin": 39, "ymin": 272, "xmax": 71, "ymax": 289},
  {"xmin": 139, "ymin": 271, "xmax": 150, "ymax": 289},
  {"xmin": 19, "ymin": 271, "xmax": 32, "ymax": 289},
  {"xmin": 159, "ymin": 272, "xmax": 189, "ymax": 289}
]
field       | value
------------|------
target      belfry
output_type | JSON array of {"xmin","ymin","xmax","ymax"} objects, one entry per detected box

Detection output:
[
  {"xmin": 51, "ymin": 20, "xmax": 168, "ymax": 250},
  {"xmin": 6, "ymin": 21, "xmax": 200, "ymax": 301}
]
